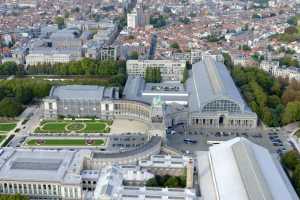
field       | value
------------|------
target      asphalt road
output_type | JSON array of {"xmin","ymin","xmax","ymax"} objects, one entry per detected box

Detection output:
[{"xmin": 166, "ymin": 124, "xmax": 292, "ymax": 155}]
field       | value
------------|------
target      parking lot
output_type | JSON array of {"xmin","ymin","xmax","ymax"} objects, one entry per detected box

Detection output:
[{"xmin": 166, "ymin": 124, "xmax": 292, "ymax": 155}]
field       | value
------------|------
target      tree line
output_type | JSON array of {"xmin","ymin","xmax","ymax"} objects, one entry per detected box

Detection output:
[
  {"xmin": 0, "ymin": 62, "xmax": 24, "ymax": 76},
  {"xmin": 0, "ymin": 194, "xmax": 29, "ymax": 200},
  {"xmin": 223, "ymin": 53, "xmax": 300, "ymax": 126},
  {"xmin": 281, "ymin": 151, "xmax": 300, "ymax": 195},
  {"xmin": 0, "ymin": 79, "xmax": 52, "ymax": 117},
  {"xmin": 26, "ymin": 58, "xmax": 126, "ymax": 78},
  {"xmin": 0, "ymin": 59, "xmax": 127, "ymax": 88}
]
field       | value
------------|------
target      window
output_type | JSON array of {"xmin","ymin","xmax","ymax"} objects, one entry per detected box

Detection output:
[{"xmin": 202, "ymin": 100, "xmax": 241, "ymax": 113}]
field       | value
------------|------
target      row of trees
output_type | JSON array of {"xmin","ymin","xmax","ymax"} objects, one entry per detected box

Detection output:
[
  {"xmin": 0, "ymin": 59, "xmax": 127, "ymax": 88},
  {"xmin": 231, "ymin": 66, "xmax": 284, "ymax": 126},
  {"xmin": 145, "ymin": 67, "xmax": 162, "ymax": 83},
  {"xmin": 27, "ymin": 59, "xmax": 125, "ymax": 77},
  {"xmin": 223, "ymin": 53, "xmax": 285, "ymax": 126},
  {"xmin": 0, "ymin": 62, "xmax": 23, "ymax": 76},
  {"xmin": 281, "ymin": 151, "xmax": 300, "ymax": 195},
  {"xmin": 224, "ymin": 52, "xmax": 300, "ymax": 126},
  {"xmin": 146, "ymin": 175, "xmax": 186, "ymax": 188},
  {"xmin": 0, "ymin": 79, "xmax": 52, "ymax": 117},
  {"xmin": 150, "ymin": 15, "xmax": 167, "ymax": 28},
  {"xmin": 281, "ymin": 80, "xmax": 300, "ymax": 124}
]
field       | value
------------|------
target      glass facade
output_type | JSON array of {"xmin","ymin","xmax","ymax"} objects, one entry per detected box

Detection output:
[{"xmin": 202, "ymin": 100, "xmax": 241, "ymax": 113}]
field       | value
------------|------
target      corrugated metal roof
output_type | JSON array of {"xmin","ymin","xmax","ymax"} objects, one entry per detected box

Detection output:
[{"xmin": 189, "ymin": 56, "xmax": 246, "ymax": 112}]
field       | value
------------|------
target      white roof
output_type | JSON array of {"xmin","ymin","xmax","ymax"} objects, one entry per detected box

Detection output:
[{"xmin": 197, "ymin": 138, "xmax": 299, "ymax": 200}]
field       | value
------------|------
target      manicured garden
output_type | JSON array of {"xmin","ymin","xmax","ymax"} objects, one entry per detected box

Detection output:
[
  {"xmin": 26, "ymin": 138, "xmax": 105, "ymax": 146},
  {"xmin": 34, "ymin": 120, "xmax": 111, "ymax": 133}
]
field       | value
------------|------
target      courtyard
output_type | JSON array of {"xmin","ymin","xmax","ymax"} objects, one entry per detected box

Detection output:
[
  {"xmin": 34, "ymin": 120, "xmax": 112, "ymax": 133},
  {"xmin": 110, "ymin": 119, "xmax": 149, "ymax": 134}
]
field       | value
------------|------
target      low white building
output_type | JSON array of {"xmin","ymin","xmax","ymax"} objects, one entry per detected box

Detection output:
[{"xmin": 25, "ymin": 49, "xmax": 82, "ymax": 66}]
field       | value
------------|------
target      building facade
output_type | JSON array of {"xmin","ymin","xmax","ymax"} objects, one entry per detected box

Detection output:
[
  {"xmin": 260, "ymin": 60, "xmax": 300, "ymax": 81},
  {"xmin": 126, "ymin": 59, "xmax": 186, "ymax": 81},
  {"xmin": 25, "ymin": 52, "xmax": 81, "ymax": 66},
  {"xmin": 186, "ymin": 55, "xmax": 257, "ymax": 129}
]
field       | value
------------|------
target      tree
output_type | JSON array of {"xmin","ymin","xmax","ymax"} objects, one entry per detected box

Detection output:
[
  {"xmin": 0, "ymin": 98, "xmax": 23, "ymax": 117},
  {"xmin": 54, "ymin": 16, "xmax": 65, "ymax": 29},
  {"xmin": 282, "ymin": 151, "xmax": 300, "ymax": 171},
  {"xmin": 0, "ymin": 62, "xmax": 18, "ymax": 75},
  {"xmin": 279, "ymin": 56, "xmax": 299, "ymax": 67},
  {"xmin": 150, "ymin": 15, "xmax": 167, "ymax": 28},
  {"xmin": 129, "ymin": 51, "xmax": 139, "ymax": 59},
  {"xmin": 240, "ymin": 44, "xmax": 251, "ymax": 51},
  {"xmin": 285, "ymin": 26, "xmax": 298, "ymax": 34},
  {"xmin": 182, "ymin": 65, "xmax": 188, "ymax": 83},
  {"xmin": 164, "ymin": 176, "xmax": 179, "ymax": 188},
  {"xmin": 170, "ymin": 42, "xmax": 180, "ymax": 49},
  {"xmin": 223, "ymin": 53, "xmax": 234, "ymax": 70},
  {"xmin": 287, "ymin": 16, "xmax": 300, "ymax": 26},
  {"xmin": 146, "ymin": 177, "xmax": 159, "ymax": 187},
  {"xmin": 282, "ymin": 101, "xmax": 300, "ymax": 124},
  {"xmin": 15, "ymin": 86, "xmax": 33, "ymax": 104},
  {"xmin": 292, "ymin": 165, "xmax": 300, "ymax": 194}
]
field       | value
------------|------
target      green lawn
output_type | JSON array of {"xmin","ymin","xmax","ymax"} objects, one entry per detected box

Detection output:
[
  {"xmin": 41, "ymin": 122, "xmax": 68, "ymax": 132},
  {"xmin": 0, "ymin": 135, "xmax": 6, "ymax": 143},
  {"xmin": 35, "ymin": 120, "xmax": 110, "ymax": 133},
  {"xmin": 84, "ymin": 122, "xmax": 106, "ymax": 132},
  {"xmin": 0, "ymin": 123, "xmax": 16, "ymax": 133},
  {"xmin": 26, "ymin": 139, "xmax": 105, "ymax": 146}
]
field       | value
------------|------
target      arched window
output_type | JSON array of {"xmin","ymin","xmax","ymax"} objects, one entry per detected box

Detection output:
[{"xmin": 202, "ymin": 100, "xmax": 241, "ymax": 113}]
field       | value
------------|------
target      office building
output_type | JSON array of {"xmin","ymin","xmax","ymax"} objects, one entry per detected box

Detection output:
[
  {"xmin": 126, "ymin": 59, "xmax": 186, "ymax": 81},
  {"xmin": 187, "ymin": 56, "xmax": 257, "ymax": 129}
]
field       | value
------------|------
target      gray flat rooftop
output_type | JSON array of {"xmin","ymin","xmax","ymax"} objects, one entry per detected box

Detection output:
[
  {"xmin": 50, "ymin": 85, "xmax": 118, "ymax": 101},
  {"xmin": 0, "ymin": 148, "xmax": 78, "ymax": 183},
  {"xmin": 10, "ymin": 158, "xmax": 62, "ymax": 171},
  {"xmin": 123, "ymin": 76, "xmax": 188, "ymax": 104}
]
